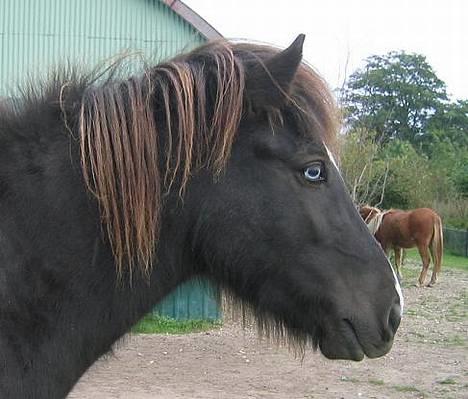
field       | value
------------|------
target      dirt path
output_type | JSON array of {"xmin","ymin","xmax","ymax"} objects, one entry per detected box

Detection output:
[{"xmin": 70, "ymin": 261, "xmax": 467, "ymax": 399}]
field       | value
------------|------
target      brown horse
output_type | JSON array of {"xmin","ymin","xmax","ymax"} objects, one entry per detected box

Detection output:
[{"xmin": 359, "ymin": 205, "xmax": 443, "ymax": 287}]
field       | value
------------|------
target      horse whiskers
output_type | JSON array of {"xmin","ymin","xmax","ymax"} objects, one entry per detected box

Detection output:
[{"xmin": 220, "ymin": 287, "xmax": 321, "ymax": 358}]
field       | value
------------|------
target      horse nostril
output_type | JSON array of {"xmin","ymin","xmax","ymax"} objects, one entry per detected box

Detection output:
[{"xmin": 388, "ymin": 302, "xmax": 401, "ymax": 334}]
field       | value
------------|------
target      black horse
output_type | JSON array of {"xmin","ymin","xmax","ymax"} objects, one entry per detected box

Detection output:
[{"xmin": 0, "ymin": 35, "xmax": 402, "ymax": 398}]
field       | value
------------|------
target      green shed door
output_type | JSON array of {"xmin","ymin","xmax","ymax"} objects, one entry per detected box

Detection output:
[
  {"xmin": 153, "ymin": 280, "xmax": 221, "ymax": 320},
  {"xmin": 0, "ymin": 0, "xmax": 221, "ymax": 320}
]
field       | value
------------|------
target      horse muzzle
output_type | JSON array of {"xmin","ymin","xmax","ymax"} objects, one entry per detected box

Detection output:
[{"xmin": 319, "ymin": 297, "xmax": 402, "ymax": 361}]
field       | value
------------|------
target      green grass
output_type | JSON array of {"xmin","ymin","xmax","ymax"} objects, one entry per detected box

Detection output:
[
  {"xmin": 404, "ymin": 249, "xmax": 468, "ymax": 272},
  {"xmin": 368, "ymin": 378, "xmax": 385, "ymax": 386},
  {"xmin": 437, "ymin": 378, "xmax": 457, "ymax": 385},
  {"xmin": 340, "ymin": 376, "xmax": 359, "ymax": 383},
  {"xmin": 400, "ymin": 266, "xmax": 420, "ymax": 287},
  {"xmin": 441, "ymin": 334, "xmax": 467, "ymax": 347},
  {"xmin": 132, "ymin": 314, "xmax": 222, "ymax": 334},
  {"xmin": 404, "ymin": 308, "xmax": 418, "ymax": 317},
  {"xmin": 392, "ymin": 384, "xmax": 423, "ymax": 394}
]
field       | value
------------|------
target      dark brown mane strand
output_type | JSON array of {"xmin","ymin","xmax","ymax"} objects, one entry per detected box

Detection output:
[{"xmin": 78, "ymin": 39, "xmax": 339, "ymax": 275}]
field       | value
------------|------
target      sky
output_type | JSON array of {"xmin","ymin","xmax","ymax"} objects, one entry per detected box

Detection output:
[{"xmin": 184, "ymin": 0, "xmax": 468, "ymax": 101}]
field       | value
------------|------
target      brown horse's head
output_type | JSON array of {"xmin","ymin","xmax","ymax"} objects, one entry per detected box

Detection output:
[{"xmin": 359, "ymin": 205, "xmax": 382, "ymax": 224}]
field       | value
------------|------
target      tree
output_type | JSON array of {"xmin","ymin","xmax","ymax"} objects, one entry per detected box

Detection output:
[
  {"xmin": 341, "ymin": 51, "xmax": 448, "ymax": 144},
  {"xmin": 426, "ymin": 100, "xmax": 468, "ymax": 150},
  {"xmin": 379, "ymin": 140, "xmax": 436, "ymax": 209},
  {"xmin": 339, "ymin": 128, "xmax": 389, "ymax": 206},
  {"xmin": 340, "ymin": 129, "xmax": 437, "ymax": 209},
  {"xmin": 420, "ymin": 100, "xmax": 468, "ymax": 199}
]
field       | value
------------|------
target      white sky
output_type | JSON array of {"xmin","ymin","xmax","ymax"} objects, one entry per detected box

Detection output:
[{"xmin": 184, "ymin": 0, "xmax": 468, "ymax": 101}]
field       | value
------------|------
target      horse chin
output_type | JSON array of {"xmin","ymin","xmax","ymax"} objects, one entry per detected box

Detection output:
[
  {"xmin": 319, "ymin": 326, "xmax": 364, "ymax": 361},
  {"xmin": 318, "ymin": 319, "xmax": 393, "ymax": 361}
]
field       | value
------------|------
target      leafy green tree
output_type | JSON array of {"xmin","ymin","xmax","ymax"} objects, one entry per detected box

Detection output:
[
  {"xmin": 339, "ymin": 129, "xmax": 435, "ymax": 208},
  {"xmin": 426, "ymin": 100, "xmax": 468, "ymax": 151},
  {"xmin": 339, "ymin": 128, "xmax": 388, "ymax": 205},
  {"xmin": 340, "ymin": 50, "xmax": 467, "ymax": 225},
  {"xmin": 452, "ymin": 155, "xmax": 468, "ymax": 198},
  {"xmin": 341, "ymin": 51, "xmax": 448, "ymax": 143},
  {"xmin": 379, "ymin": 140, "xmax": 436, "ymax": 209}
]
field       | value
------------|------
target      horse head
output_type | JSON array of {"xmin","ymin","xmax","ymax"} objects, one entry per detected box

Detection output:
[
  {"xmin": 359, "ymin": 205, "xmax": 382, "ymax": 224},
  {"xmin": 166, "ymin": 38, "xmax": 403, "ymax": 361}
]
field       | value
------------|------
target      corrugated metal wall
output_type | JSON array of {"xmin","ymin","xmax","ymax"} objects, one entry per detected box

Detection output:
[
  {"xmin": 0, "ymin": 0, "xmax": 221, "ymax": 320},
  {"xmin": 153, "ymin": 280, "xmax": 221, "ymax": 320},
  {"xmin": 0, "ymin": 0, "xmax": 205, "ymax": 94}
]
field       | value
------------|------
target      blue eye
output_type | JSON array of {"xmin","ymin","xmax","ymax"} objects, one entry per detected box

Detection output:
[{"xmin": 303, "ymin": 162, "xmax": 325, "ymax": 182}]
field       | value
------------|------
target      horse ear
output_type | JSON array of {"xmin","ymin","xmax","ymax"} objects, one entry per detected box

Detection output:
[{"xmin": 246, "ymin": 34, "xmax": 305, "ymax": 108}]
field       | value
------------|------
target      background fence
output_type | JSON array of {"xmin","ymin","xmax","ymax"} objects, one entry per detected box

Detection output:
[{"xmin": 444, "ymin": 227, "xmax": 468, "ymax": 257}]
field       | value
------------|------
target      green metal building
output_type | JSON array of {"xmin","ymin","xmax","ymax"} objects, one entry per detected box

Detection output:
[
  {"xmin": 0, "ymin": 0, "xmax": 221, "ymax": 92},
  {"xmin": 0, "ymin": 0, "xmax": 222, "ymax": 320}
]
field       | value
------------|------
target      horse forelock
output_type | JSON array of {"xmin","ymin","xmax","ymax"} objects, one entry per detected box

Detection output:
[{"xmin": 76, "ymin": 39, "xmax": 339, "ymax": 275}]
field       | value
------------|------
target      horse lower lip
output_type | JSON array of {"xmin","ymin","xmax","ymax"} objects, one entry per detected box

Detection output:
[
  {"xmin": 318, "ymin": 320, "xmax": 364, "ymax": 361},
  {"xmin": 343, "ymin": 318, "xmax": 365, "ymax": 352},
  {"xmin": 343, "ymin": 319, "xmax": 393, "ymax": 359}
]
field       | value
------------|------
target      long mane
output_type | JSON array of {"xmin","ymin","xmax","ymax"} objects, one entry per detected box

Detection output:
[
  {"xmin": 79, "ymin": 42, "xmax": 246, "ymax": 276},
  {"xmin": 3, "ymin": 40, "xmax": 339, "ymax": 276}
]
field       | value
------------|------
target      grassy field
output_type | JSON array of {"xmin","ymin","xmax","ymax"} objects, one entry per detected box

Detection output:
[
  {"xmin": 404, "ymin": 248, "xmax": 468, "ymax": 271},
  {"xmin": 132, "ymin": 314, "xmax": 222, "ymax": 334}
]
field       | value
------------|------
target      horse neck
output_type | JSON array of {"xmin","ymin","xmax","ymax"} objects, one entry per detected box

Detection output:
[
  {"xmin": 0, "ymin": 192, "xmax": 193, "ymax": 398},
  {"xmin": 0, "ymin": 94, "xmax": 200, "ymax": 397},
  {"xmin": 0, "ymin": 243, "xmax": 190, "ymax": 398}
]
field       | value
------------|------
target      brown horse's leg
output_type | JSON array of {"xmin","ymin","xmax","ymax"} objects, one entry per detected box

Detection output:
[
  {"xmin": 394, "ymin": 247, "xmax": 403, "ymax": 282},
  {"xmin": 381, "ymin": 243, "xmax": 390, "ymax": 257},
  {"xmin": 428, "ymin": 246, "xmax": 437, "ymax": 287},
  {"xmin": 417, "ymin": 245, "xmax": 431, "ymax": 287},
  {"xmin": 428, "ymin": 216, "xmax": 443, "ymax": 287}
]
